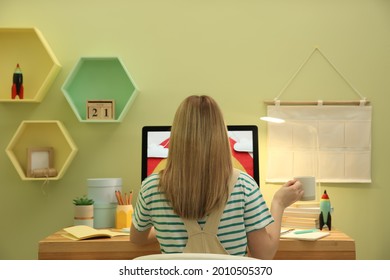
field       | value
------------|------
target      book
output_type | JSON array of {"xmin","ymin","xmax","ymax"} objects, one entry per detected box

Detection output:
[
  {"xmin": 280, "ymin": 227, "xmax": 294, "ymax": 234},
  {"xmin": 285, "ymin": 204, "xmax": 334, "ymax": 214},
  {"xmin": 282, "ymin": 216, "xmax": 319, "ymax": 224},
  {"xmin": 284, "ymin": 205, "xmax": 320, "ymax": 217},
  {"xmin": 282, "ymin": 221, "xmax": 319, "ymax": 229},
  {"xmin": 282, "ymin": 208, "xmax": 321, "ymax": 228},
  {"xmin": 283, "ymin": 204, "xmax": 334, "ymax": 229},
  {"xmin": 282, "ymin": 217, "xmax": 319, "ymax": 228},
  {"xmin": 62, "ymin": 225, "xmax": 130, "ymax": 240},
  {"xmin": 281, "ymin": 229, "xmax": 330, "ymax": 241},
  {"xmin": 284, "ymin": 206, "xmax": 322, "ymax": 214},
  {"xmin": 283, "ymin": 211, "xmax": 319, "ymax": 219},
  {"xmin": 289, "ymin": 201, "xmax": 320, "ymax": 208}
]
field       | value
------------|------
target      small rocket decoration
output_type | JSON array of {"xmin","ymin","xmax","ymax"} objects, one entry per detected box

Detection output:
[
  {"xmin": 12, "ymin": 63, "xmax": 24, "ymax": 99},
  {"xmin": 319, "ymin": 190, "xmax": 332, "ymax": 230}
]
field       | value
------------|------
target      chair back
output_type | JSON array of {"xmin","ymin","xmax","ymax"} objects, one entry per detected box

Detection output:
[{"xmin": 134, "ymin": 253, "xmax": 257, "ymax": 260}]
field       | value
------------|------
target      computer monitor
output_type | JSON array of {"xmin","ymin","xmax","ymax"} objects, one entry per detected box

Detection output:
[{"xmin": 141, "ymin": 125, "xmax": 260, "ymax": 185}]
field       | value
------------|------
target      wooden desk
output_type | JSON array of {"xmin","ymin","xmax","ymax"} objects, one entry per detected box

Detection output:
[{"xmin": 38, "ymin": 229, "xmax": 355, "ymax": 260}]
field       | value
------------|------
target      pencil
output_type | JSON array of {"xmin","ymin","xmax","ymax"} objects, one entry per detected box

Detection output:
[
  {"xmin": 120, "ymin": 191, "xmax": 125, "ymax": 205},
  {"xmin": 116, "ymin": 190, "xmax": 124, "ymax": 205},
  {"xmin": 124, "ymin": 192, "xmax": 128, "ymax": 205},
  {"xmin": 115, "ymin": 190, "xmax": 120, "ymax": 205}
]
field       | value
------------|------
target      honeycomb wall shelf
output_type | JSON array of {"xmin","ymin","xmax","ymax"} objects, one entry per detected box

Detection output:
[
  {"xmin": 62, "ymin": 57, "xmax": 139, "ymax": 122},
  {"xmin": 0, "ymin": 27, "xmax": 61, "ymax": 102},
  {"xmin": 6, "ymin": 121, "xmax": 78, "ymax": 181}
]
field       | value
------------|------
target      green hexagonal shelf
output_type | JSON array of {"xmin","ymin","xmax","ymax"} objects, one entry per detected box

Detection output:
[
  {"xmin": 62, "ymin": 57, "xmax": 139, "ymax": 122},
  {"xmin": 6, "ymin": 121, "xmax": 78, "ymax": 181},
  {"xmin": 0, "ymin": 27, "xmax": 61, "ymax": 102}
]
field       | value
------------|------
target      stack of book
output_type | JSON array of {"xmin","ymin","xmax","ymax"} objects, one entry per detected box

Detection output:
[{"xmin": 282, "ymin": 201, "xmax": 325, "ymax": 229}]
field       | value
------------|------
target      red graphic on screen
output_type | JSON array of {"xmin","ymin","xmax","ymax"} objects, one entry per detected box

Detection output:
[
  {"xmin": 147, "ymin": 138, "xmax": 170, "ymax": 176},
  {"xmin": 147, "ymin": 137, "xmax": 254, "ymax": 178},
  {"xmin": 229, "ymin": 138, "xmax": 254, "ymax": 178}
]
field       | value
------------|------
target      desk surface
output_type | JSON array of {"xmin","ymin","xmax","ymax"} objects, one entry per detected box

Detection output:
[{"xmin": 38, "ymin": 229, "xmax": 355, "ymax": 260}]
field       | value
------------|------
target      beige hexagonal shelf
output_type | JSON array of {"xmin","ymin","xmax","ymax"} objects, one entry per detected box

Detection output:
[
  {"xmin": 6, "ymin": 121, "xmax": 78, "ymax": 180},
  {"xmin": 62, "ymin": 57, "xmax": 138, "ymax": 122},
  {"xmin": 0, "ymin": 27, "xmax": 61, "ymax": 102}
]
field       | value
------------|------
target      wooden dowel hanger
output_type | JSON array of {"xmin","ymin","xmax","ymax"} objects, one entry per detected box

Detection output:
[{"xmin": 263, "ymin": 99, "xmax": 370, "ymax": 106}]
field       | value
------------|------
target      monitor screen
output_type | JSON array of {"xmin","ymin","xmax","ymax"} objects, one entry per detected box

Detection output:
[{"xmin": 141, "ymin": 125, "xmax": 259, "ymax": 184}]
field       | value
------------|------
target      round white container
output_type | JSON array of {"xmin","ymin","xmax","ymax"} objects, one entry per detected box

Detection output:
[
  {"xmin": 87, "ymin": 178, "xmax": 122, "ymax": 204},
  {"xmin": 93, "ymin": 203, "xmax": 117, "ymax": 228}
]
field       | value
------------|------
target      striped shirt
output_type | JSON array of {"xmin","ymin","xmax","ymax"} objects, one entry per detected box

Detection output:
[{"xmin": 132, "ymin": 171, "xmax": 274, "ymax": 256}]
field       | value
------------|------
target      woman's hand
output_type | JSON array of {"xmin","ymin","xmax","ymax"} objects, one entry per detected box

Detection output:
[{"xmin": 273, "ymin": 179, "xmax": 304, "ymax": 209}]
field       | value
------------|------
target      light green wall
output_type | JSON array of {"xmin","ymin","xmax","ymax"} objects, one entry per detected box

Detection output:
[{"xmin": 1, "ymin": 0, "xmax": 389, "ymax": 259}]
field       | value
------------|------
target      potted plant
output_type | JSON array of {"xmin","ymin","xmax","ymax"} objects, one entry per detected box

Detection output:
[{"xmin": 73, "ymin": 195, "xmax": 94, "ymax": 227}]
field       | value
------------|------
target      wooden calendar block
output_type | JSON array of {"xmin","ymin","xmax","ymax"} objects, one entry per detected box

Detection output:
[{"xmin": 87, "ymin": 100, "xmax": 115, "ymax": 120}]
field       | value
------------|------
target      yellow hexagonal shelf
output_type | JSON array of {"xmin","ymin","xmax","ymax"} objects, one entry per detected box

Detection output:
[
  {"xmin": 62, "ymin": 57, "xmax": 138, "ymax": 122},
  {"xmin": 0, "ymin": 27, "xmax": 61, "ymax": 102},
  {"xmin": 6, "ymin": 121, "xmax": 78, "ymax": 181}
]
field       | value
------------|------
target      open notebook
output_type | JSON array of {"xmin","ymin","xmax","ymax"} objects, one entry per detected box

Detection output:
[
  {"xmin": 281, "ymin": 229, "xmax": 330, "ymax": 241},
  {"xmin": 62, "ymin": 225, "xmax": 129, "ymax": 240}
]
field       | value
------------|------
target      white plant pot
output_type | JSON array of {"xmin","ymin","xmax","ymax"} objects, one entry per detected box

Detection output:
[{"xmin": 74, "ymin": 205, "xmax": 94, "ymax": 227}]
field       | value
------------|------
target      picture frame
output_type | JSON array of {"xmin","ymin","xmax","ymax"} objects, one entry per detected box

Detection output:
[
  {"xmin": 27, "ymin": 147, "xmax": 54, "ymax": 177},
  {"xmin": 86, "ymin": 100, "xmax": 115, "ymax": 120}
]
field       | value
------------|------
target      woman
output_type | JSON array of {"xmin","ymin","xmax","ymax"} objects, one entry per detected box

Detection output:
[{"xmin": 130, "ymin": 95, "xmax": 303, "ymax": 259}]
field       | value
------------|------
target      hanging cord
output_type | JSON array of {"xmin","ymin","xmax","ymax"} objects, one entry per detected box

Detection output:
[
  {"xmin": 40, "ymin": 176, "xmax": 50, "ymax": 196},
  {"xmin": 273, "ymin": 47, "xmax": 367, "ymax": 104}
]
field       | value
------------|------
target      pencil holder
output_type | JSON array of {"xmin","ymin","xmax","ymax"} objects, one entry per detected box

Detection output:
[{"xmin": 115, "ymin": 205, "xmax": 133, "ymax": 229}]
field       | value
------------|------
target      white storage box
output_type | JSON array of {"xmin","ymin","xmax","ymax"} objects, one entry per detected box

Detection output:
[
  {"xmin": 87, "ymin": 178, "xmax": 122, "ymax": 204},
  {"xmin": 93, "ymin": 203, "xmax": 116, "ymax": 228}
]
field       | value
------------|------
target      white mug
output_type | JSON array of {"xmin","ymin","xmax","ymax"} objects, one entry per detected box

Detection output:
[{"xmin": 294, "ymin": 176, "xmax": 316, "ymax": 201}]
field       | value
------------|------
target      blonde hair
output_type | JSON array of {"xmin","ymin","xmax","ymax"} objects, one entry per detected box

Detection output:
[{"xmin": 159, "ymin": 95, "xmax": 233, "ymax": 219}]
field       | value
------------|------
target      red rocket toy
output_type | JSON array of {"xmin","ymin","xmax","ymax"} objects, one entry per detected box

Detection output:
[
  {"xmin": 12, "ymin": 63, "xmax": 24, "ymax": 99},
  {"xmin": 319, "ymin": 190, "xmax": 332, "ymax": 230}
]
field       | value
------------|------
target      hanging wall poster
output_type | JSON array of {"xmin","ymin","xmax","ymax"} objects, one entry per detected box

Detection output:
[{"xmin": 265, "ymin": 105, "xmax": 372, "ymax": 183}]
